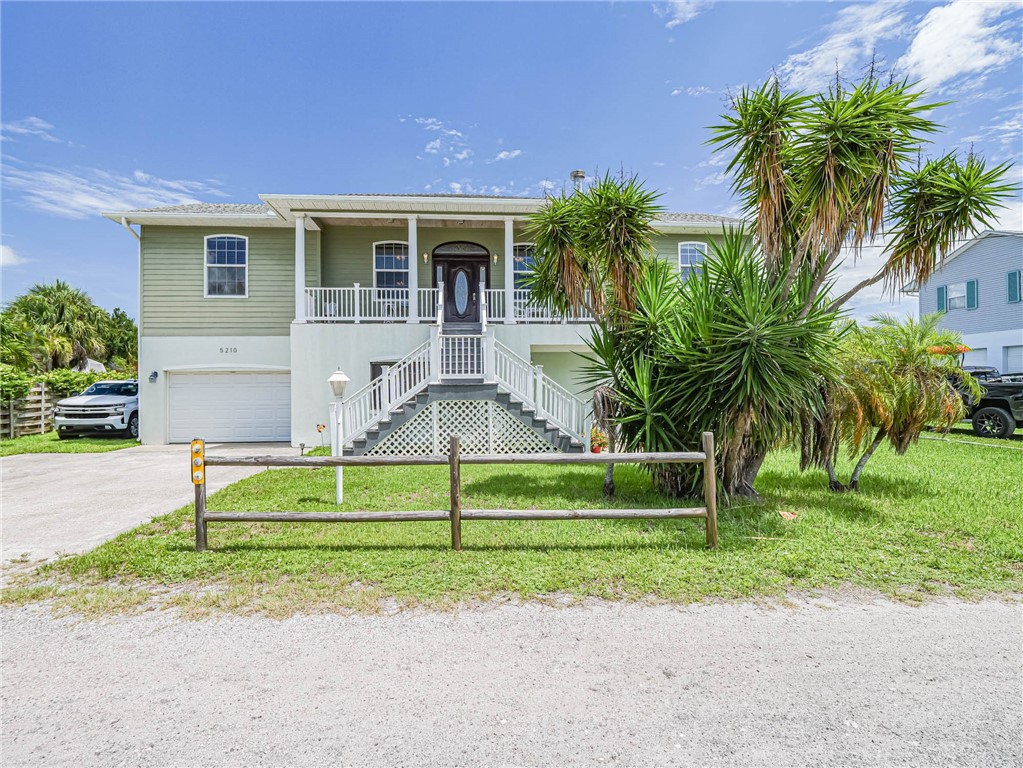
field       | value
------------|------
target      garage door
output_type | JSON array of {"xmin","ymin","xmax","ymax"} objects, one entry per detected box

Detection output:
[
  {"xmin": 1006, "ymin": 345, "xmax": 1023, "ymax": 374},
  {"xmin": 963, "ymin": 348, "xmax": 987, "ymax": 366},
  {"xmin": 168, "ymin": 372, "xmax": 291, "ymax": 443}
]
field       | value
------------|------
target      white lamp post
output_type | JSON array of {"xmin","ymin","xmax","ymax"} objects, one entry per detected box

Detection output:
[{"xmin": 328, "ymin": 369, "xmax": 350, "ymax": 504}]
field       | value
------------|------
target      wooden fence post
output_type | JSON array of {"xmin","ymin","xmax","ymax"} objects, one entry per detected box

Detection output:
[
  {"xmin": 192, "ymin": 439, "xmax": 208, "ymax": 552},
  {"xmin": 702, "ymin": 431, "xmax": 718, "ymax": 549},
  {"xmin": 449, "ymin": 434, "xmax": 462, "ymax": 551}
]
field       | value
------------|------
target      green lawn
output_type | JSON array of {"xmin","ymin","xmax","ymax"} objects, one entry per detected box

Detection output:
[
  {"xmin": 0, "ymin": 431, "xmax": 138, "ymax": 457},
  {"xmin": 9, "ymin": 433, "xmax": 1020, "ymax": 617}
]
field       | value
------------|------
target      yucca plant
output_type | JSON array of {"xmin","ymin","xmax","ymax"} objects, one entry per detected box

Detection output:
[
  {"xmin": 583, "ymin": 229, "xmax": 842, "ymax": 498},
  {"xmin": 811, "ymin": 314, "xmax": 981, "ymax": 491}
]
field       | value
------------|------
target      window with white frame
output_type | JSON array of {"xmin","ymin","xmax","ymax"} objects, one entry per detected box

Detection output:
[
  {"xmin": 205, "ymin": 235, "xmax": 248, "ymax": 297},
  {"xmin": 373, "ymin": 241, "xmax": 410, "ymax": 294},
  {"xmin": 678, "ymin": 241, "xmax": 708, "ymax": 279},
  {"xmin": 513, "ymin": 243, "xmax": 535, "ymax": 289},
  {"xmin": 947, "ymin": 282, "xmax": 968, "ymax": 310}
]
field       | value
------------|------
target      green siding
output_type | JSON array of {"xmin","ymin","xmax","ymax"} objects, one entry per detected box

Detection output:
[
  {"xmin": 140, "ymin": 226, "xmax": 319, "ymax": 336},
  {"xmin": 651, "ymin": 234, "xmax": 719, "ymax": 269},
  {"xmin": 320, "ymin": 224, "xmax": 525, "ymax": 290}
]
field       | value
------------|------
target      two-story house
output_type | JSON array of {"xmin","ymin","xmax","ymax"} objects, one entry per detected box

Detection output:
[
  {"xmin": 911, "ymin": 230, "xmax": 1023, "ymax": 373},
  {"xmin": 105, "ymin": 194, "xmax": 737, "ymax": 453}
]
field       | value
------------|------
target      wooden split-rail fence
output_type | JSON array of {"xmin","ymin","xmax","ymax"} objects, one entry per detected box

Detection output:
[{"xmin": 190, "ymin": 432, "xmax": 719, "ymax": 551}]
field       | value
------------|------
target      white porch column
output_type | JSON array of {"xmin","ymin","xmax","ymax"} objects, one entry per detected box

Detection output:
[
  {"xmin": 407, "ymin": 216, "xmax": 419, "ymax": 323},
  {"xmin": 503, "ymin": 217, "xmax": 515, "ymax": 324},
  {"xmin": 294, "ymin": 214, "xmax": 307, "ymax": 323}
]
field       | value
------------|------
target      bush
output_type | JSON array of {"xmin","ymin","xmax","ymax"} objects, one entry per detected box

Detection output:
[
  {"xmin": 33, "ymin": 369, "xmax": 134, "ymax": 398},
  {"xmin": 0, "ymin": 364, "xmax": 33, "ymax": 404}
]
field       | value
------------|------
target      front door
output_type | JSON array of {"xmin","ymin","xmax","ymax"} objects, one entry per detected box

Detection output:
[{"xmin": 432, "ymin": 243, "xmax": 490, "ymax": 324}]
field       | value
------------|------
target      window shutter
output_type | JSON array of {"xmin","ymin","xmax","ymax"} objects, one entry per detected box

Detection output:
[
  {"xmin": 966, "ymin": 279, "xmax": 979, "ymax": 310},
  {"xmin": 937, "ymin": 285, "xmax": 947, "ymax": 313},
  {"xmin": 1009, "ymin": 271, "xmax": 1021, "ymax": 304}
]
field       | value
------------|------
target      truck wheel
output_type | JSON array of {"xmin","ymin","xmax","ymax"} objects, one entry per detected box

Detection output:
[
  {"xmin": 57, "ymin": 430, "xmax": 79, "ymax": 440},
  {"xmin": 124, "ymin": 412, "xmax": 140, "ymax": 439},
  {"xmin": 972, "ymin": 407, "xmax": 1016, "ymax": 439}
]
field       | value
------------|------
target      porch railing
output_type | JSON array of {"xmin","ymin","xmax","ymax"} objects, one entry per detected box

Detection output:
[{"xmin": 304, "ymin": 287, "xmax": 594, "ymax": 324}]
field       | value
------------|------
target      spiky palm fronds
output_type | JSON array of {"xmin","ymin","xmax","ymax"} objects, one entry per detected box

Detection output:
[
  {"xmin": 5, "ymin": 280, "xmax": 107, "ymax": 369},
  {"xmin": 524, "ymin": 173, "xmax": 662, "ymax": 320}
]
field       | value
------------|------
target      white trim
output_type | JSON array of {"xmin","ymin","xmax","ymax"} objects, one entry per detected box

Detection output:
[
  {"xmin": 203, "ymin": 234, "xmax": 249, "ymax": 299},
  {"xmin": 512, "ymin": 242, "xmax": 535, "ymax": 289},
  {"xmin": 162, "ymin": 364, "xmax": 291, "ymax": 373},
  {"xmin": 678, "ymin": 241, "xmax": 708, "ymax": 274},
  {"xmin": 371, "ymin": 240, "xmax": 411, "ymax": 292}
]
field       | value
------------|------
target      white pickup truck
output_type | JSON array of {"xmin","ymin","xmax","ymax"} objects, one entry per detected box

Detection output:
[{"xmin": 53, "ymin": 380, "xmax": 140, "ymax": 440}]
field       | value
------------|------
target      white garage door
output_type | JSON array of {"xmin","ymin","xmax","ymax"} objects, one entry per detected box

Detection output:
[
  {"xmin": 168, "ymin": 372, "xmax": 291, "ymax": 443},
  {"xmin": 963, "ymin": 348, "xmax": 987, "ymax": 366},
  {"xmin": 1006, "ymin": 345, "xmax": 1023, "ymax": 374}
]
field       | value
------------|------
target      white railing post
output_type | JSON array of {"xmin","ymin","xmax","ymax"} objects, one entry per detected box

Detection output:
[
  {"xmin": 483, "ymin": 330, "xmax": 497, "ymax": 383},
  {"xmin": 479, "ymin": 279, "xmax": 488, "ymax": 332},
  {"xmin": 353, "ymin": 283, "xmax": 361, "ymax": 324},
  {"xmin": 534, "ymin": 364, "xmax": 545, "ymax": 417},
  {"xmin": 381, "ymin": 365, "xmax": 392, "ymax": 413},
  {"xmin": 436, "ymin": 281, "xmax": 445, "ymax": 330},
  {"xmin": 407, "ymin": 216, "xmax": 419, "ymax": 324},
  {"xmin": 504, "ymin": 217, "xmax": 516, "ymax": 324},
  {"xmin": 430, "ymin": 326, "xmax": 441, "ymax": 382}
]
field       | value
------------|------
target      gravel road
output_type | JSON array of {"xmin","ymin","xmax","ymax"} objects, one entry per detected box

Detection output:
[{"xmin": 2, "ymin": 597, "xmax": 1020, "ymax": 767}]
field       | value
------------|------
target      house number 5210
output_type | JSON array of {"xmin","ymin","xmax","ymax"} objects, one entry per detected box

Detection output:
[{"xmin": 220, "ymin": 347, "xmax": 237, "ymax": 354}]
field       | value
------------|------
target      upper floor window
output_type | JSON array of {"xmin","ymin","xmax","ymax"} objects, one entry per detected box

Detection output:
[
  {"xmin": 205, "ymin": 235, "xmax": 247, "ymax": 297},
  {"xmin": 1008, "ymin": 270, "xmax": 1021, "ymax": 304},
  {"xmin": 373, "ymin": 241, "xmax": 409, "ymax": 292},
  {"xmin": 938, "ymin": 279, "xmax": 978, "ymax": 312},
  {"xmin": 678, "ymin": 242, "xmax": 708, "ymax": 279},
  {"xmin": 513, "ymin": 243, "xmax": 535, "ymax": 289}
]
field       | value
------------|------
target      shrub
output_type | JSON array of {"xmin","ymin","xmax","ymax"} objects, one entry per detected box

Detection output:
[{"xmin": 0, "ymin": 364, "xmax": 33, "ymax": 404}]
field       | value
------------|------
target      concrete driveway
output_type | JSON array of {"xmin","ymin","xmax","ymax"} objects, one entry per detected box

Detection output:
[{"xmin": 1, "ymin": 443, "xmax": 296, "ymax": 564}]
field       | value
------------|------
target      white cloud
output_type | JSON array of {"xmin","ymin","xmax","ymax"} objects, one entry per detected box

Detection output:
[
  {"xmin": 779, "ymin": 2, "xmax": 908, "ymax": 91},
  {"xmin": 653, "ymin": 1, "xmax": 713, "ymax": 29},
  {"xmin": 1, "ymin": 162, "xmax": 229, "ymax": 220},
  {"xmin": 489, "ymin": 150, "xmax": 522, "ymax": 162},
  {"xmin": 1, "ymin": 116, "xmax": 65, "ymax": 144},
  {"xmin": 686, "ymin": 86, "xmax": 714, "ymax": 96},
  {"xmin": 0, "ymin": 244, "xmax": 29, "ymax": 268},
  {"xmin": 424, "ymin": 139, "xmax": 442, "ymax": 154},
  {"xmin": 960, "ymin": 106, "xmax": 1023, "ymax": 150},
  {"xmin": 898, "ymin": 0, "xmax": 1022, "ymax": 92},
  {"xmin": 404, "ymin": 115, "xmax": 474, "ymax": 167},
  {"xmin": 670, "ymin": 88, "xmax": 684, "ymax": 96}
]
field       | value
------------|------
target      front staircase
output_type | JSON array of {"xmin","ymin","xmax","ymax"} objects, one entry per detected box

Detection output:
[{"xmin": 338, "ymin": 327, "xmax": 589, "ymax": 455}]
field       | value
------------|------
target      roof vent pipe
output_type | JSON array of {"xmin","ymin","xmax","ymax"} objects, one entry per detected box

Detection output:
[{"xmin": 570, "ymin": 170, "xmax": 586, "ymax": 192}]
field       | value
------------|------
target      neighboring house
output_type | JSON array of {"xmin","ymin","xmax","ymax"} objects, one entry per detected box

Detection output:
[
  {"xmin": 909, "ymin": 230, "xmax": 1023, "ymax": 373},
  {"xmin": 104, "ymin": 194, "xmax": 738, "ymax": 452}
]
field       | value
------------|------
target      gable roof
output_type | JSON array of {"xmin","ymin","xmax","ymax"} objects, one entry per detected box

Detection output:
[{"xmin": 903, "ymin": 230, "xmax": 1023, "ymax": 292}]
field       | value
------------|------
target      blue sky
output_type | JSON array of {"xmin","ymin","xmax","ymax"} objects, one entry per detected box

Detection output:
[{"xmin": 2, "ymin": 0, "xmax": 1021, "ymax": 321}]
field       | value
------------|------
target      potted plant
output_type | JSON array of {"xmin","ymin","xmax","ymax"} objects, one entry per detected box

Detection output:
[{"xmin": 590, "ymin": 427, "xmax": 608, "ymax": 453}]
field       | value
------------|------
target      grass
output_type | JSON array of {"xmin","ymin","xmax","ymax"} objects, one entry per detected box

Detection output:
[
  {"xmin": 9, "ymin": 433, "xmax": 1020, "ymax": 617},
  {"xmin": 0, "ymin": 431, "xmax": 138, "ymax": 457}
]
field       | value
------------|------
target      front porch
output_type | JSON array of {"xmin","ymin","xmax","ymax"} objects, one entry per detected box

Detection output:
[{"xmin": 303, "ymin": 286, "xmax": 593, "ymax": 324}]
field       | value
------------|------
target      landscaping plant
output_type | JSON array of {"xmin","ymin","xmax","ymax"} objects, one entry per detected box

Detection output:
[{"xmin": 804, "ymin": 313, "xmax": 981, "ymax": 492}]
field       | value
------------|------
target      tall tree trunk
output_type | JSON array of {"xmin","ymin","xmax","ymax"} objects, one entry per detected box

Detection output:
[
  {"xmin": 824, "ymin": 455, "xmax": 846, "ymax": 492},
  {"xmin": 848, "ymin": 428, "xmax": 885, "ymax": 491},
  {"xmin": 730, "ymin": 450, "xmax": 764, "ymax": 500}
]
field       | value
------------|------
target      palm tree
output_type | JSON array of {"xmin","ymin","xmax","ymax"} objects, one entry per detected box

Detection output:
[
  {"xmin": 819, "ymin": 314, "xmax": 980, "ymax": 491},
  {"xmin": 0, "ymin": 311, "xmax": 37, "ymax": 370},
  {"xmin": 526, "ymin": 173, "xmax": 663, "ymax": 495},
  {"xmin": 6, "ymin": 281, "xmax": 107, "ymax": 369},
  {"xmin": 704, "ymin": 75, "xmax": 1014, "ymax": 495}
]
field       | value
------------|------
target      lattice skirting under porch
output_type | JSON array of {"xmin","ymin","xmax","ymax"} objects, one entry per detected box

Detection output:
[{"xmin": 366, "ymin": 400, "xmax": 557, "ymax": 456}]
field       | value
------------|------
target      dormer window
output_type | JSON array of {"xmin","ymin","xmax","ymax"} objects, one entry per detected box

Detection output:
[
  {"xmin": 205, "ymin": 235, "xmax": 248, "ymax": 297},
  {"xmin": 678, "ymin": 241, "xmax": 708, "ymax": 279}
]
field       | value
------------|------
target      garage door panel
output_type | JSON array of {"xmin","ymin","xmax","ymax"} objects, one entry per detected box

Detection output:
[
  {"xmin": 1006, "ymin": 345, "xmax": 1023, "ymax": 373},
  {"xmin": 168, "ymin": 372, "xmax": 290, "ymax": 443}
]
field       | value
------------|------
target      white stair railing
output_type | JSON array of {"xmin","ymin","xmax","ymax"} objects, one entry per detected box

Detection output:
[
  {"xmin": 493, "ymin": 341, "xmax": 587, "ymax": 444},
  {"xmin": 341, "ymin": 340, "xmax": 432, "ymax": 445}
]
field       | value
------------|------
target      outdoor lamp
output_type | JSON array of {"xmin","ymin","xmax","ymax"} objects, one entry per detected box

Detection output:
[
  {"xmin": 492, "ymin": 252, "xmax": 499, "ymax": 265},
  {"xmin": 422, "ymin": 252, "xmax": 429, "ymax": 264},
  {"xmin": 148, "ymin": 371, "xmax": 158, "ymax": 383},
  {"xmin": 328, "ymin": 369, "xmax": 350, "ymax": 399}
]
